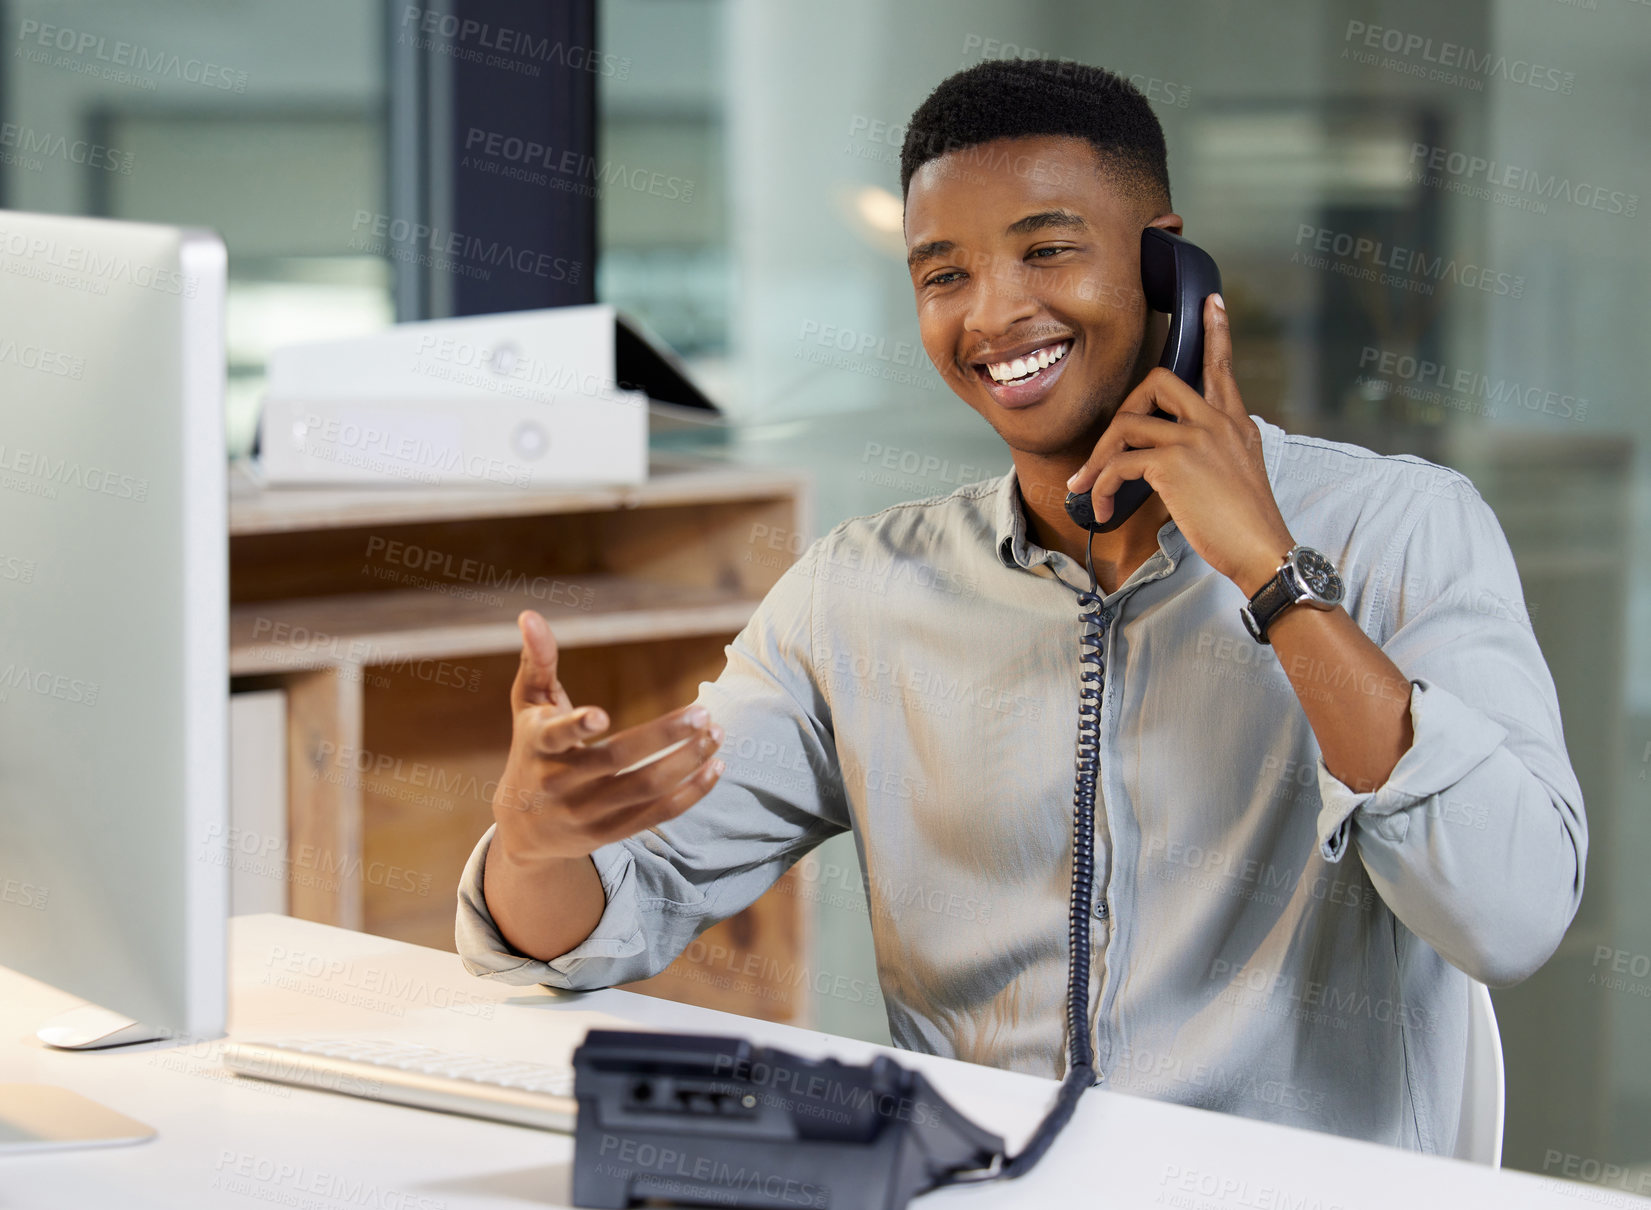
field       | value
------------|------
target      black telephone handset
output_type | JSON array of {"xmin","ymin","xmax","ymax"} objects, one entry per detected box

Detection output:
[{"xmin": 1064, "ymin": 227, "xmax": 1223, "ymax": 534}]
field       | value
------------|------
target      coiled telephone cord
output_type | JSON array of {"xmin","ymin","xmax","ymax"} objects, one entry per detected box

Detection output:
[{"xmin": 943, "ymin": 533, "xmax": 1109, "ymax": 1184}]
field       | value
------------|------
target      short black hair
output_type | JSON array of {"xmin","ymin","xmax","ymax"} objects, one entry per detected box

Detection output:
[{"xmin": 899, "ymin": 58, "xmax": 1170, "ymax": 211}]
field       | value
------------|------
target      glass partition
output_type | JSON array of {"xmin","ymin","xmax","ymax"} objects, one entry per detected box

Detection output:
[{"xmin": 1, "ymin": 0, "xmax": 391, "ymax": 456}]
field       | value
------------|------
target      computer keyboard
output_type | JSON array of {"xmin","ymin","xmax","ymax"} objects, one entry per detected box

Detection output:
[{"xmin": 221, "ymin": 1037, "xmax": 577, "ymax": 1132}]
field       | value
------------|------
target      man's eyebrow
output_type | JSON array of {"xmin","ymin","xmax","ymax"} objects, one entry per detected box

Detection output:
[
  {"xmin": 906, "ymin": 211, "xmax": 1087, "ymax": 271},
  {"xmin": 906, "ymin": 239, "xmax": 954, "ymax": 271},
  {"xmin": 1006, "ymin": 209, "xmax": 1087, "ymax": 236}
]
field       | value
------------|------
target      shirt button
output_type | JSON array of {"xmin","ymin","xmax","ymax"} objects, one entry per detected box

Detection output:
[{"xmin": 1093, "ymin": 898, "xmax": 1109, "ymax": 919}]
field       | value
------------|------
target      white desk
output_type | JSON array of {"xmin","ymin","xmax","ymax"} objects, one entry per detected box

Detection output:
[{"xmin": 0, "ymin": 914, "xmax": 1589, "ymax": 1208}]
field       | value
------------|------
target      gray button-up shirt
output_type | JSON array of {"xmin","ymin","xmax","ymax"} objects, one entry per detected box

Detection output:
[{"xmin": 456, "ymin": 415, "xmax": 1586, "ymax": 1154}]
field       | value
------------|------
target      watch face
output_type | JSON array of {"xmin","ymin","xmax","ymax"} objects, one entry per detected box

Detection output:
[{"xmin": 1292, "ymin": 548, "xmax": 1344, "ymax": 604}]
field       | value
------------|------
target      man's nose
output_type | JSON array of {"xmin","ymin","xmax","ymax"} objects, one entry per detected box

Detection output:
[{"xmin": 964, "ymin": 258, "xmax": 1038, "ymax": 341}]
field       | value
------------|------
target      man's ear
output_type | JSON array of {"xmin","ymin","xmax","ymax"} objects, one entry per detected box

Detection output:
[{"xmin": 1146, "ymin": 212, "xmax": 1184, "ymax": 237}]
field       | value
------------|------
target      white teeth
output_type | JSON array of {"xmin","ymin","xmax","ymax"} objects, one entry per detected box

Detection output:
[{"xmin": 986, "ymin": 341, "xmax": 1069, "ymax": 383}]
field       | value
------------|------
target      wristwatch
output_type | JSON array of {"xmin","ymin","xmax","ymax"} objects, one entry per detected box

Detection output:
[{"xmin": 1240, "ymin": 545, "xmax": 1345, "ymax": 644}]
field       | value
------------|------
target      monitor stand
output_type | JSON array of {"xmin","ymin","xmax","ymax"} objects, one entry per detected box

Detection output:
[{"xmin": 0, "ymin": 1085, "xmax": 155, "ymax": 1153}]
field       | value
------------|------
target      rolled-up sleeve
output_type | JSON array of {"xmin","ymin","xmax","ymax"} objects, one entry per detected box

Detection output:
[
  {"xmin": 1313, "ymin": 477, "xmax": 1587, "ymax": 987},
  {"xmin": 454, "ymin": 539, "xmax": 851, "ymax": 989}
]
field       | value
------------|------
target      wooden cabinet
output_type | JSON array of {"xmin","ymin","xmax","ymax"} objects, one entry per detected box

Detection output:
[{"xmin": 227, "ymin": 454, "xmax": 816, "ymax": 1023}]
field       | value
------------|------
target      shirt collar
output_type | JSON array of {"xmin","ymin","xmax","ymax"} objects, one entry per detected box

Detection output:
[
  {"xmin": 992, "ymin": 440, "xmax": 1270, "ymax": 574},
  {"xmin": 993, "ymin": 464, "xmax": 1030, "ymax": 569}
]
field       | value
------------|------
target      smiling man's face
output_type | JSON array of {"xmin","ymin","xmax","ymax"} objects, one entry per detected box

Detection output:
[{"xmin": 904, "ymin": 134, "xmax": 1175, "ymax": 461}]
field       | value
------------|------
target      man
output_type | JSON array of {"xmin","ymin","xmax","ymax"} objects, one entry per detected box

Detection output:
[{"xmin": 456, "ymin": 58, "xmax": 1586, "ymax": 1154}]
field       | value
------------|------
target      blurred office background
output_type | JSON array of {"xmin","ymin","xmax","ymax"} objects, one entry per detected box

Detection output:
[{"xmin": 3, "ymin": 0, "xmax": 1646, "ymax": 1186}]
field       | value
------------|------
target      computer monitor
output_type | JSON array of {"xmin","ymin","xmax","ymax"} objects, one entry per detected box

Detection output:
[{"xmin": 0, "ymin": 210, "xmax": 228, "ymax": 1146}]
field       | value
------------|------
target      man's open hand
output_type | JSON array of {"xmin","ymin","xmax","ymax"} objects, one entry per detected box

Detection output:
[{"xmin": 490, "ymin": 610, "xmax": 724, "ymax": 863}]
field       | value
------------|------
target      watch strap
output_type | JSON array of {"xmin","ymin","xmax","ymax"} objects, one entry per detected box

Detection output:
[{"xmin": 1244, "ymin": 561, "xmax": 1300, "ymax": 644}]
